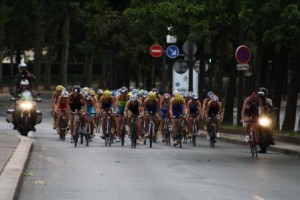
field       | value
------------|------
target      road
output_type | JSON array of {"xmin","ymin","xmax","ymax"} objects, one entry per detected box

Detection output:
[{"xmin": 1, "ymin": 94, "xmax": 300, "ymax": 200}]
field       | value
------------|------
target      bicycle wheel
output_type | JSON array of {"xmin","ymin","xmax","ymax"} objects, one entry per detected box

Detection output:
[
  {"xmin": 192, "ymin": 121, "xmax": 196, "ymax": 146},
  {"xmin": 131, "ymin": 122, "xmax": 136, "ymax": 148},
  {"xmin": 149, "ymin": 122, "xmax": 153, "ymax": 148},
  {"xmin": 210, "ymin": 125, "xmax": 216, "ymax": 148},
  {"xmin": 74, "ymin": 123, "xmax": 80, "ymax": 147},
  {"xmin": 165, "ymin": 123, "xmax": 170, "ymax": 146},
  {"xmin": 86, "ymin": 124, "xmax": 90, "ymax": 147},
  {"xmin": 121, "ymin": 121, "xmax": 125, "ymax": 146}
]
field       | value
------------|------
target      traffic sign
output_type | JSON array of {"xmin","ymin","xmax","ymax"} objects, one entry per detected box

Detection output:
[
  {"xmin": 150, "ymin": 44, "xmax": 163, "ymax": 58},
  {"xmin": 235, "ymin": 45, "xmax": 251, "ymax": 64},
  {"xmin": 182, "ymin": 41, "xmax": 197, "ymax": 55},
  {"xmin": 236, "ymin": 63, "xmax": 249, "ymax": 70},
  {"xmin": 166, "ymin": 45, "xmax": 179, "ymax": 59}
]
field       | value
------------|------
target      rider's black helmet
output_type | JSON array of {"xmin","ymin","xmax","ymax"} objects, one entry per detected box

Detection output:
[{"xmin": 72, "ymin": 85, "xmax": 81, "ymax": 93}]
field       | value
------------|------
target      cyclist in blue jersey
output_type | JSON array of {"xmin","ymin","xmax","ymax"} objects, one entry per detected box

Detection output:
[
  {"xmin": 85, "ymin": 94, "xmax": 98, "ymax": 138},
  {"xmin": 98, "ymin": 90, "xmax": 116, "ymax": 139},
  {"xmin": 186, "ymin": 93, "xmax": 201, "ymax": 139},
  {"xmin": 170, "ymin": 91, "xmax": 187, "ymax": 145}
]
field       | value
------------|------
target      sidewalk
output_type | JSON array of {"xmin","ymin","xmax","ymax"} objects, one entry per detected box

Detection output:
[
  {"xmin": 0, "ymin": 131, "xmax": 299, "ymax": 200},
  {"xmin": 0, "ymin": 133, "xmax": 33, "ymax": 200}
]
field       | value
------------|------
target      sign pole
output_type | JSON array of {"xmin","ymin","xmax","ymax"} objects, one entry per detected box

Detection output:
[{"xmin": 188, "ymin": 42, "xmax": 193, "ymax": 92}]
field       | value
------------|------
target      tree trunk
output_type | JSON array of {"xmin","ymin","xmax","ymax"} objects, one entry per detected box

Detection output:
[
  {"xmin": 281, "ymin": 55, "xmax": 300, "ymax": 131},
  {"xmin": 60, "ymin": 11, "xmax": 70, "ymax": 86},
  {"xmin": 33, "ymin": 46, "xmax": 42, "ymax": 89},
  {"xmin": 272, "ymin": 49, "xmax": 288, "ymax": 129},
  {"xmin": 82, "ymin": 42, "xmax": 94, "ymax": 87},
  {"xmin": 44, "ymin": 24, "xmax": 58, "ymax": 90}
]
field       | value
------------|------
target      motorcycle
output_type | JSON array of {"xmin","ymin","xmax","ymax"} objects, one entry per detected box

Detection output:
[
  {"xmin": 6, "ymin": 90, "xmax": 42, "ymax": 136},
  {"xmin": 257, "ymin": 115, "xmax": 273, "ymax": 153}
]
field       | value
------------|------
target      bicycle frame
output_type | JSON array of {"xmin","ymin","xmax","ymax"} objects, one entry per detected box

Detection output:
[
  {"xmin": 208, "ymin": 115, "xmax": 217, "ymax": 148},
  {"xmin": 247, "ymin": 118, "xmax": 258, "ymax": 158}
]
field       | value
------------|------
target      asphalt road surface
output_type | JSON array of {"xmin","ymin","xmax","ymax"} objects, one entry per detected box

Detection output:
[{"xmin": 1, "ymin": 93, "xmax": 300, "ymax": 200}]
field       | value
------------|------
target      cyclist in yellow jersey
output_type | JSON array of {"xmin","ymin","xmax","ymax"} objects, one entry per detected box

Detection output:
[
  {"xmin": 115, "ymin": 87, "xmax": 130, "ymax": 141},
  {"xmin": 144, "ymin": 91, "xmax": 160, "ymax": 139}
]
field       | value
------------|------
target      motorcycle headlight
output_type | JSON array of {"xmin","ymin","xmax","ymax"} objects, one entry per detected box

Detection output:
[
  {"xmin": 258, "ymin": 116, "xmax": 271, "ymax": 127},
  {"xmin": 20, "ymin": 102, "xmax": 33, "ymax": 110}
]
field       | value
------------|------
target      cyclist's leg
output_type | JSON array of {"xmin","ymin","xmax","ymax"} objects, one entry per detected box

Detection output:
[
  {"xmin": 144, "ymin": 112, "xmax": 150, "ymax": 137},
  {"xmin": 154, "ymin": 113, "xmax": 160, "ymax": 139},
  {"xmin": 172, "ymin": 118, "xmax": 179, "ymax": 144},
  {"xmin": 101, "ymin": 112, "xmax": 107, "ymax": 138},
  {"xmin": 160, "ymin": 117, "xmax": 165, "ymax": 142}
]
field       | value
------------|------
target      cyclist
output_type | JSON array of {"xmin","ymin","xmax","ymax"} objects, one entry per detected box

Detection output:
[
  {"xmin": 97, "ymin": 89, "xmax": 104, "ymax": 102},
  {"xmin": 115, "ymin": 86, "xmax": 130, "ymax": 142},
  {"xmin": 84, "ymin": 94, "xmax": 98, "ymax": 138},
  {"xmin": 169, "ymin": 91, "xmax": 187, "ymax": 146},
  {"xmin": 143, "ymin": 91, "xmax": 160, "ymax": 140},
  {"xmin": 56, "ymin": 90, "xmax": 70, "ymax": 135},
  {"xmin": 159, "ymin": 93, "xmax": 171, "ymax": 143},
  {"xmin": 98, "ymin": 90, "xmax": 117, "ymax": 139},
  {"xmin": 205, "ymin": 94, "xmax": 222, "ymax": 139},
  {"xmin": 68, "ymin": 86, "xmax": 86, "ymax": 143},
  {"xmin": 124, "ymin": 94, "xmax": 144, "ymax": 143},
  {"xmin": 152, "ymin": 88, "xmax": 162, "ymax": 103},
  {"xmin": 51, "ymin": 85, "xmax": 65, "ymax": 129},
  {"xmin": 187, "ymin": 93, "xmax": 202, "ymax": 139},
  {"xmin": 202, "ymin": 91, "xmax": 214, "ymax": 130},
  {"xmin": 241, "ymin": 91, "xmax": 260, "ymax": 142}
]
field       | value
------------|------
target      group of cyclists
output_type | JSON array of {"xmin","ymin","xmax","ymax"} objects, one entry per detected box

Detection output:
[{"xmin": 50, "ymin": 85, "xmax": 223, "ymax": 146}]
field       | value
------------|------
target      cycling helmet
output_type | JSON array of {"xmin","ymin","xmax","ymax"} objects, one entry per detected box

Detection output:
[
  {"xmin": 259, "ymin": 87, "xmax": 269, "ymax": 96},
  {"xmin": 89, "ymin": 88, "xmax": 95, "ymax": 95},
  {"xmin": 257, "ymin": 91, "xmax": 265, "ymax": 98},
  {"xmin": 174, "ymin": 93, "xmax": 182, "ymax": 102},
  {"xmin": 211, "ymin": 95, "xmax": 219, "ymax": 102},
  {"xmin": 148, "ymin": 91, "xmax": 156, "ymax": 99},
  {"xmin": 132, "ymin": 89, "xmax": 139, "ymax": 95},
  {"xmin": 85, "ymin": 94, "xmax": 91, "ymax": 101},
  {"xmin": 152, "ymin": 88, "xmax": 159, "ymax": 94},
  {"xmin": 250, "ymin": 92, "xmax": 257, "ymax": 101},
  {"xmin": 130, "ymin": 94, "xmax": 138, "ymax": 101},
  {"xmin": 72, "ymin": 86, "xmax": 81, "ymax": 93},
  {"xmin": 103, "ymin": 90, "xmax": 111, "ymax": 97},
  {"xmin": 56, "ymin": 85, "xmax": 64, "ymax": 92},
  {"xmin": 142, "ymin": 90, "xmax": 148, "ymax": 98},
  {"xmin": 20, "ymin": 79, "xmax": 30, "ymax": 86},
  {"xmin": 61, "ymin": 90, "xmax": 69, "ymax": 97},
  {"xmin": 120, "ymin": 86, "xmax": 128, "ymax": 94},
  {"xmin": 163, "ymin": 93, "xmax": 171, "ymax": 100},
  {"xmin": 207, "ymin": 91, "xmax": 214, "ymax": 98},
  {"xmin": 82, "ymin": 87, "xmax": 89, "ymax": 94},
  {"xmin": 192, "ymin": 93, "xmax": 199, "ymax": 100},
  {"xmin": 97, "ymin": 89, "xmax": 103, "ymax": 95}
]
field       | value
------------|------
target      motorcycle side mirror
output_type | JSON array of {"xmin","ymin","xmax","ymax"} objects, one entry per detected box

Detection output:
[
  {"xmin": 10, "ymin": 97, "xmax": 16, "ymax": 102},
  {"xmin": 36, "ymin": 98, "xmax": 42, "ymax": 103}
]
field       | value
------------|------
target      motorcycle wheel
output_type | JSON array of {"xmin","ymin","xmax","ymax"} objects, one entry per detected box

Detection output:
[{"xmin": 259, "ymin": 132, "xmax": 271, "ymax": 153}]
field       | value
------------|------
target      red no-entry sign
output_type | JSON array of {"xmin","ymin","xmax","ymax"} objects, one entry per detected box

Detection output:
[
  {"xmin": 235, "ymin": 45, "xmax": 251, "ymax": 64},
  {"xmin": 150, "ymin": 44, "xmax": 163, "ymax": 58}
]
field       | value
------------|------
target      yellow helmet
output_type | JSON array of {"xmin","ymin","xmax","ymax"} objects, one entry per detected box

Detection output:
[
  {"xmin": 56, "ymin": 85, "xmax": 64, "ymax": 92},
  {"xmin": 103, "ymin": 90, "xmax": 111, "ymax": 97},
  {"xmin": 82, "ymin": 87, "xmax": 89, "ymax": 94},
  {"xmin": 148, "ymin": 91, "xmax": 156, "ymax": 99},
  {"xmin": 89, "ymin": 89, "xmax": 95, "ymax": 96},
  {"xmin": 174, "ymin": 93, "xmax": 182, "ymax": 102}
]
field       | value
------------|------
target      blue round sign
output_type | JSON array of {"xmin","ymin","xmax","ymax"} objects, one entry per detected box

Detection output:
[
  {"xmin": 166, "ymin": 45, "xmax": 179, "ymax": 59},
  {"xmin": 175, "ymin": 82, "xmax": 180, "ymax": 87}
]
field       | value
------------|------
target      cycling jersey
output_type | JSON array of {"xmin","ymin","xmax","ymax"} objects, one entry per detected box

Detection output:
[
  {"xmin": 208, "ymin": 101, "xmax": 220, "ymax": 117},
  {"xmin": 172, "ymin": 103, "xmax": 184, "ymax": 118},
  {"xmin": 160, "ymin": 100, "xmax": 169, "ymax": 119},
  {"xmin": 128, "ymin": 103, "xmax": 139, "ymax": 116},
  {"xmin": 145, "ymin": 101, "xmax": 158, "ymax": 113},
  {"xmin": 189, "ymin": 103, "xmax": 199, "ymax": 115},
  {"xmin": 102, "ymin": 100, "xmax": 113, "ymax": 111},
  {"xmin": 69, "ymin": 94, "xmax": 84, "ymax": 112},
  {"xmin": 87, "ymin": 100, "xmax": 95, "ymax": 116},
  {"xmin": 57, "ymin": 97, "xmax": 68, "ymax": 110},
  {"xmin": 117, "ymin": 95, "xmax": 129, "ymax": 114}
]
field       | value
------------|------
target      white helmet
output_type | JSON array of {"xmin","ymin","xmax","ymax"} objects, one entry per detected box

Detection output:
[
  {"xmin": 18, "ymin": 63, "xmax": 27, "ymax": 70},
  {"xmin": 20, "ymin": 79, "xmax": 29, "ymax": 86},
  {"xmin": 61, "ymin": 90, "xmax": 69, "ymax": 97}
]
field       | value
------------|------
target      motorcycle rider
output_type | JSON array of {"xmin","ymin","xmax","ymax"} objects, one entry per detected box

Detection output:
[{"xmin": 14, "ymin": 62, "xmax": 36, "ymax": 98}]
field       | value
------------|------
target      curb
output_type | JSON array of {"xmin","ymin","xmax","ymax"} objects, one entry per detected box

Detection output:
[{"xmin": 0, "ymin": 135, "xmax": 33, "ymax": 200}]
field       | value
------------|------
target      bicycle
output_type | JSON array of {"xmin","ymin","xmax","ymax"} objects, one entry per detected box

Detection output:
[
  {"xmin": 173, "ymin": 115, "xmax": 185, "ymax": 148},
  {"xmin": 245, "ymin": 117, "xmax": 258, "ymax": 158},
  {"xmin": 83, "ymin": 114, "xmax": 94, "ymax": 147},
  {"xmin": 95, "ymin": 114, "xmax": 101, "ymax": 133},
  {"xmin": 117, "ymin": 113, "xmax": 126, "ymax": 146},
  {"xmin": 191, "ymin": 114, "xmax": 198, "ymax": 146},
  {"xmin": 129, "ymin": 115, "xmax": 141, "ymax": 148},
  {"xmin": 144, "ymin": 111, "xmax": 156, "ymax": 148},
  {"xmin": 73, "ymin": 112, "xmax": 84, "ymax": 147},
  {"xmin": 103, "ymin": 110, "xmax": 114, "ymax": 147},
  {"xmin": 207, "ymin": 115, "xmax": 218, "ymax": 148},
  {"xmin": 163, "ymin": 116, "xmax": 171, "ymax": 146},
  {"xmin": 58, "ymin": 109, "xmax": 68, "ymax": 141}
]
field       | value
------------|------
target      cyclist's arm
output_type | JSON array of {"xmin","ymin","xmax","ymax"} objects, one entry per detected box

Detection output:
[{"xmin": 139, "ymin": 100, "xmax": 144, "ymax": 116}]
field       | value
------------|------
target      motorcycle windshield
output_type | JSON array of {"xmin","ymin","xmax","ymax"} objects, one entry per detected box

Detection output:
[{"xmin": 20, "ymin": 90, "xmax": 33, "ymax": 101}]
